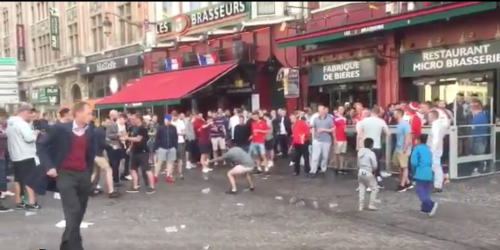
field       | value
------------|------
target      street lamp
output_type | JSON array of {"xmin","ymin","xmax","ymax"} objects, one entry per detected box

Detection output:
[
  {"xmin": 102, "ymin": 12, "xmax": 156, "ymax": 45},
  {"xmin": 103, "ymin": 16, "xmax": 112, "ymax": 37}
]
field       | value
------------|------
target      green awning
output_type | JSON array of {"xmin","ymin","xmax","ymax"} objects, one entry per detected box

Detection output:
[{"xmin": 277, "ymin": 2, "xmax": 497, "ymax": 48}]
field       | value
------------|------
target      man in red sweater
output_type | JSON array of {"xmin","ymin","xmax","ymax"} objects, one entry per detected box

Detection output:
[
  {"xmin": 38, "ymin": 102, "xmax": 95, "ymax": 250},
  {"xmin": 406, "ymin": 102, "xmax": 422, "ymax": 185}
]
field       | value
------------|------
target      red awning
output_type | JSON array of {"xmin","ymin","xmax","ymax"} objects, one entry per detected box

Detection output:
[{"xmin": 95, "ymin": 62, "xmax": 238, "ymax": 108}]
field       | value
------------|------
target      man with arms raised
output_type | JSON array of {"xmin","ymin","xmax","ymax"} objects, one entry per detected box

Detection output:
[{"xmin": 38, "ymin": 102, "xmax": 95, "ymax": 249}]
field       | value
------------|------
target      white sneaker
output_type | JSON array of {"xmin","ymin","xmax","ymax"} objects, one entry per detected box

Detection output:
[
  {"xmin": 289, "ymin": 162, "xmax": 294, "ymax": 166},
  {"xmin": 125, "ymin": 175, "xmax": 132, "ymax": 180},
  {"xmin": 3, "ymin": 191, "xmax": 14, "ymax": 196},
  {"xmin": 367, "ymin": 187, "xmax": 372, "ymax": 192},
  {"xmin": 53, "ymin": 192, "xmax": 61, "ymax": 200},
  {"xmin": 267, "ymin": 161, "xmax": 274, "ymax": 168},
  {"xmin": 202, "ymin": 167, "xmax": 213, "ymax": 173},
  {"xmin": 359, "ymin": 205, "xmax": 364, "ymax": 211},
  {"xmin": 214, "ymin": 162, "xmax": 218, "ymax": 166},
  {"xmin": 381, "ymin": 171, "xmax": 392, "ymax": 177}
]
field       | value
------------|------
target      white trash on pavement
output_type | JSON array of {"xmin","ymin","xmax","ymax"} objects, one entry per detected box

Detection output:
[
  {"xmin": 165, "ymin": 226, "xmax": 178, "ymax": 233},
  {"xmin": 201, "ymin": 188, "xmax": 211, "ymax": 194}
]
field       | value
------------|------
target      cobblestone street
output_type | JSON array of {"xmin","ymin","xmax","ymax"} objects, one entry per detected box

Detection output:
[{"xmin": 1, "ymin": 163, "xmax": 499, "ymax": 250}]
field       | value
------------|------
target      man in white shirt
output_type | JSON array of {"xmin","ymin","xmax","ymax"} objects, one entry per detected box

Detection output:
[
  {"xmin": 427, "ymin": 110, "xmax": 446, "ymax": 192},
  {"xmin": 171, "ymin": 111, "xmax": 186, "ymax": 178},
  {"xmin": 356, "ymin": 107, "xmax": 390, "ymax": 188},
  {"xmin": 229, "ymin": 108, "xmax": 243, "ymax": 142}
]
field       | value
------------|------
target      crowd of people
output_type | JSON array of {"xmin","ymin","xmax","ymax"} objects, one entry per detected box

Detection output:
[{"xmin": 0, "ymin": 92, "xmax": 492, "ymax": 248}]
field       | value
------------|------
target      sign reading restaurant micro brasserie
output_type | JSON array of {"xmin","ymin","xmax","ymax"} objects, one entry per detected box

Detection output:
[
  {"xmin": 309, "ymin": 58, "xmax": 377, "ymax": 86},
  {"xmin": 156, "ymin": 2, "xmax": 249, "ymax": 35},
  {"xmin": 400, "ymin": 41, "xmax": 500, "ymax": 77}
]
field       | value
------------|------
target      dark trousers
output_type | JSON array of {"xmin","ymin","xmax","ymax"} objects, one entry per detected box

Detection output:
[
  {"xmin": 107, "ymin": 148, "xmax": 121, "ymax": 183},
  {"xmin": 275, "ymin": 134, "xmax": 289, "ymax": 157},
  {"xmin": 122, "ymin": 152, "xmax": 130, "ymax": 177},
  {"xmin": 407, "ymin": 149, "xmax": 414, "ymax": 183},
  {"xmin": 293, "ymin": 143, "xmax": 310, "ymax": 174},
  {"xmin": 57, "ymin": 169, "xmax": 92, "ymax": 250},
  {"xmin": 415, "ymin": 181, "xmax": 434, "ymax": 213}
]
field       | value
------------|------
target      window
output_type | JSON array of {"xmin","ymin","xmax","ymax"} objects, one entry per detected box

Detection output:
[
  {"xmin": 256, "ymin": 2, "xmax": 275, "ymax": 16},
  {"xmin": 32, "ymin": 38, "xmax": 37, "ymax": 65},
  {"xmin": 182, "ymin": 2, "xmax": 202, "ymax": 12},
  {"xmin": 3, "ymin": 49, "xmax": 10, "ymax": 57},
  {"xmin": 2, "ymin": 10, "xmax": 9, "ymax": 37},
  {"xmin": 117, "ymin": 3, "xmax": 133, "ymax": 45},
  {"xmin": 319, "ymin": 2, "xmax": 354, "ymax": 9},
  {"xmin": 90, "ymin": 14, "xmax": 104, "ymax": 52},
  {"xmin": 15, "ymin": 3, "xmax": 23, "ymax": 25},
  {"xmin": 30, "ymin": 4, "xmax": 35, "ymax": 25},
  {"xmin": 162, "ymin": 2, "xmax": 174, "ymax": 17},
  {"xmin": 68, "ymin": 23, "xmax": 78, "ymax": 56},
  {"xmin": 67, "ymin": 2, "xmax": 77, "ymax": 9}
]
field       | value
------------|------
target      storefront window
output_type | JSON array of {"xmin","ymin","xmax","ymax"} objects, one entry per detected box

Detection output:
[
  {"xmin": 88, "ymin": 69, "xmax": 142, "ymax": 98},
  {"xmin": 418, "ymin": 79, "xmax": 490, "ymax": 104}
]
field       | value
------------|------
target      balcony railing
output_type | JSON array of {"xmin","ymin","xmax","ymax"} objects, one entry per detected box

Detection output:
[
  {"xmin": 307, "ymin": 2, "xmax": 460, "ymax": 33},
  {"xmin": 149, "ymin": 43, "xmax": 255, "ymax": 74}
]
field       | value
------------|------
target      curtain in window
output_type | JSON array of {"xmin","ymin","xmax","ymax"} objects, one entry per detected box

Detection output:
[{"xmin": 162, "ymin": 2, "xmax": 173, "ymax": 17}]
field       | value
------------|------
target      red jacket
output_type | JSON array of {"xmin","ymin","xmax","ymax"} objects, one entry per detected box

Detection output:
[
  {"xmin": 408, "ymin": 112, "xmax": 422, "ymax": 146},
  {"xmin": 291, "ymin": 120, "xmax": 309, "ymax": 145}
]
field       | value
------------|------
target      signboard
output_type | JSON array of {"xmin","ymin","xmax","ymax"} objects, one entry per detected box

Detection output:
[
  {"xmin": 191, "ymin": 2, "xmax": 247, "ymax": 26},
  {"xmin": 0, "ymin": 58, "xmax": 20, "ymax": 104},
  {"xmin": 309, "ymin": 58, "xmax": 377, "ymax": 86},
  {"xmin": 49, "ymin": 7, "xmax": 60, "ymax": 50},
  {"xmin": 80, "ymin": 54, "xmax": 143, "ymax": 75},
  {"xmin": 156, "ymin": 2, "xmax": 249, "ymax": 35},
  {"xmin": 277, "ymin": 67, "xmax": 300, "ymax": 98},
  {"xmin": 31, "ymin": 86, "xmax": 60, "ymax": 105},
  {"xmin": 16, "ymin": 24, "xmax": 26, "ymax": 62},
  {"xmin": 400, "ymin": 41, "xmax": 500, "ymax": 77}
]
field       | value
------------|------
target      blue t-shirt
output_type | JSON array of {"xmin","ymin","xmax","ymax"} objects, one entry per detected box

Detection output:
[{"xmin": 395, "ymin": 120, "xmax": 411, "ymax": 152}]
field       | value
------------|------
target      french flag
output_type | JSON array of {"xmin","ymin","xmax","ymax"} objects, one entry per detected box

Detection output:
[
  {"xmin": 164, "ymin": 57, "xmax": 180, "ymax": 70},
  {"xmin": 196, "ymin": 52, "xmax": 220, "ymax": 66}
]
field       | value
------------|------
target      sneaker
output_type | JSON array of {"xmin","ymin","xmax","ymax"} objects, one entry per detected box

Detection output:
[
  {"xmin": 126, "ymin": 187, "xmax": 140, "ymax": 194},
  {"xmin": 146, "ymin": 187, "xmax": 156, "ymax": 194},
  {"xmin": 429, "ymin": 202, "xmax": 439, "ymax": 217},
  {"xmin": 0, "ymin": 205, "xmax": 12, "ymax": 212},
  {"xmin": 433, "ymin": 188, "xmax": 443, "ymax": 193},
  {"xmin": 165, "ymin": 176, "xmax": 174, "ymax": 183},
  {"xmin": 367, "ymin": 205, "xmax": 378, "ymax": 211},
  {"xmin": 378, "ymin": 184, "xmax": 385, "ymax": 189},
  {"xmin": 108, "ymin": 191, "xmax": 121, "ymax": 198},
  {"xmin": 26, "ymin": 203, "xmax": 41, "ymax": 210},
  {"xmin": 406, "ymin": 183, "xmax": 415, "ymax": 189},
  {"xmin": 358, "ymin": 205, "xmax": 364, "ymax": 211},
  {"xmin": 376, "ymin": 176, "xmax": 383, "ymax": 182},
  {"xmin": 267, "ymin": 161, "xmax": 274, "ymax": 168},
  {"xmin": 124, "ymin": 175, "xmax": 132, "ymax": 181},
  {"xmin": 202, "ymin": 167, "xmax": 213, "ymax": 173},
  {"xmin": 366, "ymin": 187, "xmax": 372, "ymax": 192},
  {"xmin": 396, "ymin": 185, "xmax": 407, "ymax": 193},
  {"xmin": 185, "ymin": 163, "xmax": 194, "ymax": 169},
  {"xmin": 381, "ymin": 171, "xmax": 392, "ymax": 178},
  {"xmin": 15, "ymin": 203, "xmax": 26, "ymax": 210},
  {"xmin": 289, "ymin": 162, "xmax": 294, "ymax": 167},
  {"xmin": 225, "ymin": 190, "xmax": 237, "ymax": 195}
]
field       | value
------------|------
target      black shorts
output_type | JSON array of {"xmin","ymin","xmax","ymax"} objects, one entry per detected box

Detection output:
[
  {"xmin": 198, "ymin": 142, "xmax": 211, "ymax": 154},
  {"xmin": 265, "ymin": 139, "xmax": 274, "ymax": 151},
  {"xmin": 12, "ymin": 158, "xmax": 37, "ymax": 184},
  {"xmin": 130, "ymin": 152, "xmax": 151, "ymax": 171}
]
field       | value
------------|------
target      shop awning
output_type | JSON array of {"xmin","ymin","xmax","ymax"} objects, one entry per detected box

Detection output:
[
  {"xmin": 276, "ymin": 2, "xmax": 495, "ymax": 48},
  {"xmin": 95, "ymin": 62, "xmax": 238, "ymax": 109}
]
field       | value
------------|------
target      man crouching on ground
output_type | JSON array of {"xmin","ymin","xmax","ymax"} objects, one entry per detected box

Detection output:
[{"xmin": 208, "ymin": 146, "xmax": 255, "ymax": 194}]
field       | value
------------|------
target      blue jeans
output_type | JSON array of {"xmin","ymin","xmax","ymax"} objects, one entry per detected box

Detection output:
[{"xmin": 415, "ymin": 181, "xmax": 434, "ymax": 213}]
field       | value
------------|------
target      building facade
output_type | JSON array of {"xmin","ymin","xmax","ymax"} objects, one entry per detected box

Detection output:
[
  {"xmin": 276, "ymin": 2, "xmax": 500, "ymax": 109},
  {"xmin": 0, "ymin": 2, "xmax": 149, "ymax": 114},
  {"xmin": 143, "ymin": 1, "xmax": 307, "ymax": 111}
]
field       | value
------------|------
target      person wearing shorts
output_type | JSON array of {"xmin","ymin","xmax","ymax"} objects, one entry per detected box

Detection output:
[
  {"xmin": 208, "ymin": 147, "xmax": 255, "ymax": 194},
  {"xmin": 333, "ymin": 107, "xmax": 348, "ymax": 174},
  {"xmin": 124, "ymin": 113, "xmax": 156, "ymax": 194},
  {"xmin": 92, "ymin": 124, "xmax": 119, "ymax": 198},
  {"xmin": 171, "ymin": 112, "xmax": 186, "ymax": 178},
  {"xmin": 6, "ymin": 103, "xmax": 40, "ymax": 209},
  {"xmin": 210, "ymin": 114, "xmax": 227, "ymax": 166},
  {"xmin": 154, "ymin": 115, "xmax": 178, "ymax": 183},
  {"xmin": 193, "ymin": 114, "xmax": 213, "ymax": 173},
  {"xmin": 249, "ymin": 111, "xmax": 270, "ymax": 175},
  {"xmin": 392, "ymin": 109, "xmax": 412, "ymax": 192}
]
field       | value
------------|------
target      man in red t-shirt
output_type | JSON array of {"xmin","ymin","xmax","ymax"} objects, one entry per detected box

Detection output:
[
  {"xmin": 248, "ymin": 111, "xmax": 270, "ymax": 174},
  {"xmin": 291, "ymin": 113, "xmax": 310, "ymax": 175},
  {"xmin": 333, "ymin": 106, "xmax": 348, "ymax": 174},
  {"xmin": 192, "ymin": 113, "xmax": 212, "ymax": 173}
]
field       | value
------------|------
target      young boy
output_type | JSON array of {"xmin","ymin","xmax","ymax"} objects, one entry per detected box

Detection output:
[
  {"xmin": 410, "ymin": 134, "xmax": 438, "ymax": 216},
  {"xmin": 357, "ymin": 138, "xmax": 379, "ymax": 211},
  {"xmin": 208, "ymin": 146, "xmax": 255, "ymax": 194}
]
